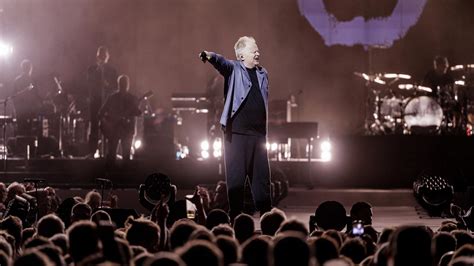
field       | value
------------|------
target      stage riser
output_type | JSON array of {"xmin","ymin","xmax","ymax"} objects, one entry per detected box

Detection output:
[
  {"xmin": 0, "ymin": 136, "xmax": 472, "ymax": 189},
  {"xmin": 309, "ymin": 136, "xmax": 474, "ymax": 189}
]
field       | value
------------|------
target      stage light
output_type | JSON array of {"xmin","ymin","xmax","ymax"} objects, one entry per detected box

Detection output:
[
  {"xmin": 139, "ymin": 172, "xmax": 172, "ymax": 211},
  {"xmin": 212, "ymin": 138, "xmax": 222, "ymax": 158},
  {"xmin": 213, "ymin": 138, "xmax": 222, "ymax": 151},
  {"xmin": 0, "ymin": 42, "xmax": 13, "ymax": 57},
  {"xmin": 200, "ymin": 140, "xmax": 210, "ymax": 151},
  {"xmin": 183, "ymin": 146, "xmax": 189, "ymax": 155},
  {"xmin": 134, "ymin": 139, "xmax": 142, "ymax": 150},
  {"xmin": 0, "ymin": 144, "xmax": 7, "ymax": 159},
  {"xmin": 413, "ymin": 175, "xmax": 453, "ymax": 214},
  {"xmin": 213, "ymin": 150, "xmax": 221, "ymax": 158},
  {"xmin": 321, "ymin": 140, "xmax": 331, "ymax": 152},
  {"xmin": 270, "ymin": 142, "xmax": 278, "ymax": 152},
  {"xmin": 201, "ymin": 150, "xmax": 210, "ymax": 159},
  {"xmin": 321, "ymin": 151, "xmax": 332, "ymax": 162},
  {"xmin": 176, "ymin": 145, "xmax": 189, "ymax": 160}
]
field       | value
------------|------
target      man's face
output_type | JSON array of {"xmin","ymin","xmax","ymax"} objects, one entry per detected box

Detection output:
[
  {"xmin": 97, "ymin": 50, "xmax": 109, "ymax": 64},
  {"xmin": 240, "ymin": 42, "xmax": 260, "ymax": 68},
  {"xmin": 435, "ymin": 62, "xmax": 448, "ymax": 75}
]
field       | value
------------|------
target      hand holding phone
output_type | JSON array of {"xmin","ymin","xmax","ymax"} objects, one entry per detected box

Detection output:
[
  {"xmin": 352, "ymin": 220, "xmax": 365, "ymax": 236},
  {"xmin": 185, "ymin": 195, "xmax": 197, "ymax": 219}
]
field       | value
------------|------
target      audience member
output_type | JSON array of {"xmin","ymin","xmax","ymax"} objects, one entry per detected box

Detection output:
[
  {"xmin": 70, "ymin": 203, "xmax": 92, "ymax": 223},
  {"xmin": 273, "ymin": 232, "xmax": 310, "ymax": 266},
  {"xmin": 13, "ymin": 249, "xmax": 53, "ymax": 266},
  {"xmin": 276, "ymin": 218, "xmax": 309, "ymax": 236},
  {"xmin": 211, "ymin": 223, "xmax": 235, "ymax": 238},
  {"xmin": 388, "ymin": 225, "xmax": 432, "ymax": 266},
  {"xmin": 340, "ymin": 237, "xmax": 367, "ymax": 264},
  {"xmin": 169, "ymin": 219, "xmax": 199, "ymax": 250},
  {"xmin": 260, "ymin": 207, "xmax": 286, "ymax": 236},
  {"xmin": 215, "ymin": 235, "xmax": 239, "ymax": 265},
  {"xmin": 241, "ymin": 235, "xmax": 273, "ymax": 266},
  {"xmin": 37, "ymin": 214, "xmax": 65, "ymax": 238},
  {"xmin": 177, "ymin": 239, "xmax": 224, "ymax": 266},
  {"xmin": 309, "ymin": 236, "xmax": 339, "ymax": 265},
  {"xmin": 84, "ymin": 190, "xmax": 102, "ymax": 210},
  {"xmin": 432, "ymin": 231, "xmax": 457, "ymax": 265},
  {"xmin": 145, "ymin": 251, "xmax": 186, "ymax": 266},
  {"xmin": 67, "ymin": 220, "xmax": 100, "ymax": 264},
  {"xmin": 125, "ymin": 216, "xmax": 161, "ymax": 253},
  {"xmin": 233, "ymin": 213, "xmax": 255, "ymax": 244},
  {"xmin": 206, "ymin": 209, "xmax": 230, "ymax": 230}
]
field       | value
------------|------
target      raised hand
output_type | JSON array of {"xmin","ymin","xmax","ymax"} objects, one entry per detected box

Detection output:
[{"xmin": 199, "ymin": 51, "xmax": 210, "ymax": 63}]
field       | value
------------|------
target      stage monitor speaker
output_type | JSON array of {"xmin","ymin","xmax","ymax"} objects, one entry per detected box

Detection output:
[{"xmin": 98, "ymin": 208, "xmax": 139, "ymax": 228}]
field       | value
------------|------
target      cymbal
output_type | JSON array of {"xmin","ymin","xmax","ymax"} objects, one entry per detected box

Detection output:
[
  {"xmin": 398, "ymin": 84, "xmax": 432, "ymax": 93},
  {"xmin": 450, "ymin": 64, "xmax": 474, "ymax": 71},
  {"xmin": 382, "ymin": 73, "xmax": 412, "ymax": 79},
  {"xmin": 353, "ymin": 72, "xmax": 386, "ymax": 85},
  {"xmin": 354, "ymin": 72, "xmax": 412, "ymax": 86}
]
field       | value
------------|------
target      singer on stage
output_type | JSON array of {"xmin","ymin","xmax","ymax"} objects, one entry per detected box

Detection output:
[{"xmin": 200, "ymin": 36, "xmax": 272, "ymax": 219}]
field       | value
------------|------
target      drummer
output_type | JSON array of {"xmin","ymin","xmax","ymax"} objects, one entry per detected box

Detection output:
[{"xmin": 422, "ymin": 56, "xmax": 455, "ymax": 98}]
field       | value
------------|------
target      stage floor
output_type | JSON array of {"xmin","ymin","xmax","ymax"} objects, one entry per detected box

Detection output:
[{"xmin": 55, "ymin": 187, "xmax": 454, "ymax": 231}]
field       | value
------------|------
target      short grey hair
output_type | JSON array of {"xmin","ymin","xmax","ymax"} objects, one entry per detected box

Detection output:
[{"xmin": 234, "ymin": 36, "xmax": 256, "ymax": 59}]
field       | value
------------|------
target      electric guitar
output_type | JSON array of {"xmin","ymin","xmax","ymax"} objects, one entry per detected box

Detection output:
[{"xmin": 100, "ymin": 90, "xmax": 153, "ymax": 138}]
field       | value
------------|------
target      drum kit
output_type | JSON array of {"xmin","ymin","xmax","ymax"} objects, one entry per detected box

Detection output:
[{"xmin": 357, "ymin": 65, "xmax": 474, "ymax": 135}]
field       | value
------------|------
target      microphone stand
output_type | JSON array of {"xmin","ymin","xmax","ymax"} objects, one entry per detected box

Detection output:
[
  {"xmin": 96, "ymin": 178, "xmax": 112, "ymax": 208},
  {"xmin": 1, "ymin": 97, "xmax": 9, "ymax": 177}
]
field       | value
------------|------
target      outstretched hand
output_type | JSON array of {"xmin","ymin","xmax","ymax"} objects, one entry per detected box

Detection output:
[{"xmin": 199, "ymin": 51, "xmax": 210, "ymax": 63}]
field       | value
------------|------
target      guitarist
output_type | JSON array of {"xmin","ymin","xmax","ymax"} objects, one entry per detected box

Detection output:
[{"xmin": 99, "ymin": 75, "xmax": 140, "ymax": 165}]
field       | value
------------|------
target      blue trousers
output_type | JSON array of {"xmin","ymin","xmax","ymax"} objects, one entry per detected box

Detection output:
[{"xmin": 224, "ymin": 133, "xmax": 272, "ymax": 218}]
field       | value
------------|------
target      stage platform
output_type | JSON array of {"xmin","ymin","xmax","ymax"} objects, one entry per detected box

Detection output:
[{"xmin": 1, "ymin": 135, "xmax": 473, "ymax": 190}]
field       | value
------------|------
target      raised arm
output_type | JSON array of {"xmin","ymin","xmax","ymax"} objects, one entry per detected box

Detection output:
[{"xmin": 199, "ymin": 51, "xmax": 234, "ymax": 77}]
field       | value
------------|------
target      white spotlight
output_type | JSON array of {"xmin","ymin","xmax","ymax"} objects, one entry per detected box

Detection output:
[
  {"xmin": 270, "ymin": 143, "xmax": 278, "ymax": 152},
  {"xmin": 321, "ymin": 140, "xmax": 331, "ymax": 152},
  {"xmin": 213, "ymin": 150, "xmax": 222, "ymax": 158},
  {"xmin": 200, "ymin": 140, "xmax": 210, "ymax": 151},
  {"xmin": 321, "ymin": 151, "xmax": 332, "ymax": 162},
  {"xmin": 134, "ymin": 140, "xmax": 142, "ymax": 150},
  {"xmin": 0, "ymin": 42, "xmax": 13, "ymax": 57},
  {"xmin": 201, "ymin": 150, "xmax": 210, "ymax": 159},
  {"xmin": 183, "ymin": 146, "xmax": 189, "ymax": 155},
  {"xmin": 213, "ymin": 138, "xmax": 222, "ymax": 151}
]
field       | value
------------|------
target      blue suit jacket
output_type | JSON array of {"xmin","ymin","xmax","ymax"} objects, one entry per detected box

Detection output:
[{"xmin": 209, "ymin": 52, "xmax": 269, "ymax": 132}]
